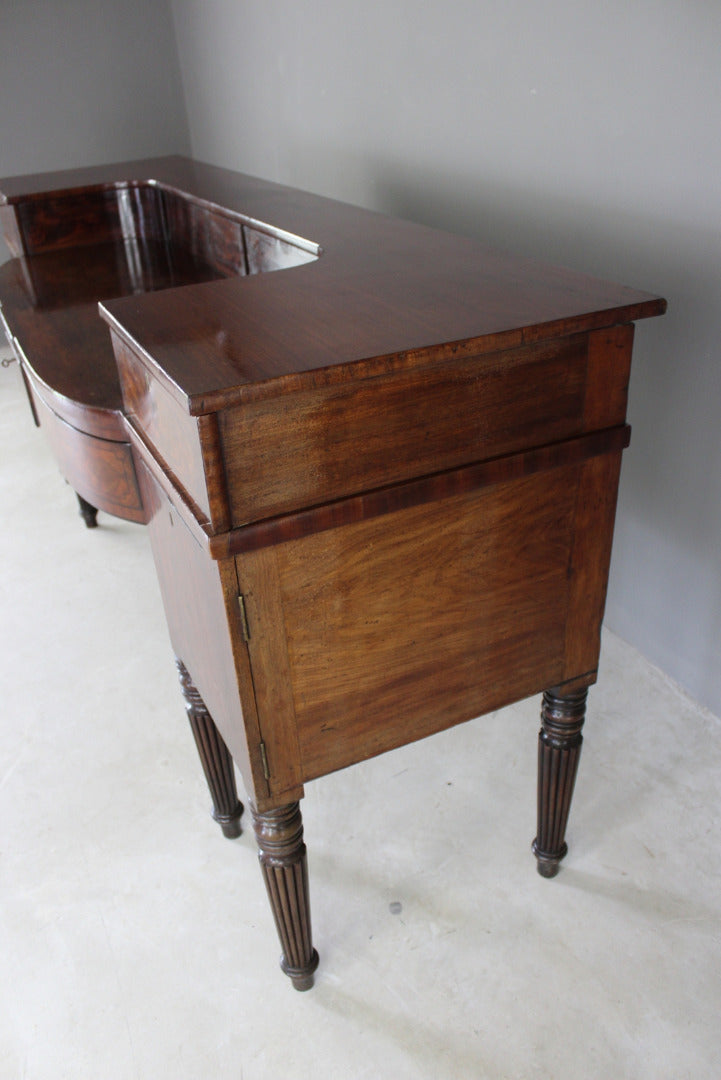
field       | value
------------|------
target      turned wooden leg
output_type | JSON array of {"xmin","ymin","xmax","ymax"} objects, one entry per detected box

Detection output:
[
  {"xmin": 176, "ymin": 660, "xmax": 244, "ymax": 838},
  {"xmin": 252, "ymin": 801, "xmax": 319, "ymax": 991},
  {"xmin": 533, "ymin": 687, "xmax": 587, "ymax": 878},
  {"xmin": 76, "ymin": 492, "xmax": 98, "ymax": 528}
]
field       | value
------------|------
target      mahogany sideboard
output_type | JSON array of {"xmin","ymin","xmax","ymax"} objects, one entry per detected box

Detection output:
[{"xmin": 0, "ymin": 157, "xmax": 666, "ymax": 989}]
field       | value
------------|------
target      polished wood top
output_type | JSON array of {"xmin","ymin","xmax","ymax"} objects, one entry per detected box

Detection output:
[
  {"xmin": 0, "ymin": 240, "xmax": 224, "ymax": 438},
  {"xmin": 99, "ymin": 160, "xmax": 666, "ymax": 413},
  {"xmin": 1, "ymin": 156, "xmax": 665, "ymax": 420}
]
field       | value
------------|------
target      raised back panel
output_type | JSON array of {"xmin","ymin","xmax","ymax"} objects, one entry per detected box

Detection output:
[
  {"xmin": 12, "ymin": 184, "xmax": 165, "ymax": 254},
  {"xmin": 161, "ymin": 190, "xmax": 246, "ymax": 278}
]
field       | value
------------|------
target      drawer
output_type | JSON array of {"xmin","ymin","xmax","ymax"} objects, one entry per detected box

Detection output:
[
  {"xmin": 30, "ymin": 387, "xmax": 146, "ymax": 523},
  {"xmin": 219, "ymin": 325, "xmax": 633, "ymax": 528},
  {"xmin": 112, "ymin": 332, "xmax": 229, "ymax": 529}
]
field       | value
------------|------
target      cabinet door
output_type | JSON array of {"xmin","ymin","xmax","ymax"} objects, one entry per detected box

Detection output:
[{"xmin": 237, "ymin": 450, "xmax": 622, "ymax": 785}]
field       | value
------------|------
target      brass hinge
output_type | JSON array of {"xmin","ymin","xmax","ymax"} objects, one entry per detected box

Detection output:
[
  {"xmin": 259, "ymin": 740, "xmax": 271, "ymax": 780},
  {"xmin": 238, "ymin": 594, "xmax": 251, "ymax": 642}
]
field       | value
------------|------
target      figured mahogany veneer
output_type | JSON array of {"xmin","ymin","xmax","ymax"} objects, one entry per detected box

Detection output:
[
  {"xmin": 0, "ymin": 158, "xmax": 317, "ymax": 522},
  {"xmin": 0, "ymin": 157, "xmax": 666, "ymax": 990}
]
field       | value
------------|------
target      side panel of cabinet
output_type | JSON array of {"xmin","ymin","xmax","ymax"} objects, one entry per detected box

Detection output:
[
  {"xmin": 236, "ymin": 454, "xmax": 621, "ymax": 785},
  {"xmin": 30, "ymin": 386, "xmax": 146, "ymax": 523},
  {"xmin": 137, "ymin": 458, "xmax": 270, "ymax": 806}
]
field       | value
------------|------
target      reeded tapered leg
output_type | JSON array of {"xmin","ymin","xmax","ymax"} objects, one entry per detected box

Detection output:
[
  {"xmin": 533, "ymin": 687, "xmax": 587, "ymax": 878},
  {"xmin": 76, "ymin": 492, "xmax": 98, "ymax": 528},
  {"xmin": 176, "ymin": 660, "xmax": 244, "ymax": 838},
  {"xmin": 252, "ymin": 801, "xmax": 319, "ymax": 991}
]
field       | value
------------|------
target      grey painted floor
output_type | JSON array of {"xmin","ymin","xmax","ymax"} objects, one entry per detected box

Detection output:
[{"xmin": 2, "ymin": 354, "xmax": 720, "ymax": 1079}]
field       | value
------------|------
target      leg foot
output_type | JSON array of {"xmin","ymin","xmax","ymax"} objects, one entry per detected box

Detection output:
[
  {"xmin": 252, "ymin": 802, "xmax": 319, "ymax": 990},
  {"xmin": 176, "ymin": 660, "xmax": 244, "ymax": 838},
  {"xmin": 533, "ymin": 687, "xmax": 587, "ymax": 877},
  {"xmin": 76, "ymin": 492, "xmax": 98, "ymax": 528}
]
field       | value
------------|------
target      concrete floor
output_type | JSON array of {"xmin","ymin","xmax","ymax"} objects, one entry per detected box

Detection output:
[{"xmin": 1, "ymin": 352, "xmax": 720, "ymax": 1079}]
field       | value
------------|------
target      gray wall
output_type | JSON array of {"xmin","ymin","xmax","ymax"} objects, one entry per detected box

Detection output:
[
  {"xmin": 0, "ymin": 0, "xmax": 189, "ymax": 261},
  {"xmin": 170, "ymin": 0, "xmax": 721, "ymax": 716}
]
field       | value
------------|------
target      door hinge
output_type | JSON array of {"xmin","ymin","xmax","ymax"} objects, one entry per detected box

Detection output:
[
  {"xmin": 259, "ymin": 740, "xmax": 271, "ymax": 780},
  {"xmin": 238, "ymin": 594, "xmax": 251, "ymax": 642}
]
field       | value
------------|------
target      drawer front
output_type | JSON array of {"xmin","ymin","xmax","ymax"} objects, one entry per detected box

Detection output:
[
  {"xmin": 220, "ymin": 326, "xmax": 632, "ymax": 527},
  {"xmin": 112, "ymin": 333, "xmax": 229, "ymax": 529},
  {"xmin": 31, "ymin": 389, "xmax": 146, "ymax": 523}
]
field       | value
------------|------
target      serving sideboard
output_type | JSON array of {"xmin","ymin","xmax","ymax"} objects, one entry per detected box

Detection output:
[{"xmin": 0, "ymin": 157, "xmax": 666, "ymax": 989}]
